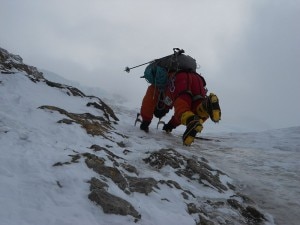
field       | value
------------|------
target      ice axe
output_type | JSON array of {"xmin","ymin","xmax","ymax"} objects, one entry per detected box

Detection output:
[
  {"xmin": 134, "ymin": 113, "xmax": 166, "ymax": 130},
  {"xmin": 124, "ymin": 48, "xmax": 185, "ymax": 73},
  {"xmin": 134, "ymin": 113, "xmax": 142, "ymax": 126},
  {"xmin": 156, "ymin": 118, "xmax": 166, "ymax": 129}
]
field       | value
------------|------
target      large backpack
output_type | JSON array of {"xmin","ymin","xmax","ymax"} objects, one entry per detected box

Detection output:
[{"xmin": 142, "ymin": 48, "xmax": 197, "ymax": 88}]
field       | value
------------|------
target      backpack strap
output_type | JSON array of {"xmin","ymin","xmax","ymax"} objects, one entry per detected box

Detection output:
[{"xmin": 192, "ymin": 72, "xmax": 207, "ymax": 101}]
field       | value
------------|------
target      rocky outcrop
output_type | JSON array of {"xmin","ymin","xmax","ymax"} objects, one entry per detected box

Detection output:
[
  {"xmin": 0, "ymin": 48, "xmax": 119, "ymax": 124},
  {"xmin": 51, "ymin": 146, "xmax": 268, "ymax": 224},
  {"xmin": 89, "ymin": 178, "xmax": 141, "ymax": 221},
  {"xmin": 143, "ymin": 148, "xmax": 228, "ymax": 192},
  {"xmin": 0, "ymin": 47, "xmax": 44, "ymax": 81},
  {"xmin": 87, "ymin": 99, "xmax": 119, "ymax": 122},
  {"xmin": 38, "ymin": 105, "xmax": 115, "ymax": 137},
  {"xmin": 143, "ymin": 148, "xmax": 268, "ymax": 224},
  {"xmin": 45, "ymin": 79, "xmax": 86, "ymax": 97}
]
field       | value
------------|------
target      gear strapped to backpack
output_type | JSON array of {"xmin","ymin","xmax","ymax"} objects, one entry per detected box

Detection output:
[{"xmin": 141, "ymin": 48, "xmax": 197, "ymax": 88}]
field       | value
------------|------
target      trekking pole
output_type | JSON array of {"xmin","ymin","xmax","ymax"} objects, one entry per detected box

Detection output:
[
  {"xmin": 124, "ymin": 48, "xmax": 185, "ymax": 73},
  {"xmin": 124, "ymin": 61, "xmax": 154, "ymax": 73}
]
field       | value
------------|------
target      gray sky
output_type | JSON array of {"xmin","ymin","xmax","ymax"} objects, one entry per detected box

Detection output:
[{"xmin": 1, "ymin": 0, "xmax": 300, "ymax": 131}]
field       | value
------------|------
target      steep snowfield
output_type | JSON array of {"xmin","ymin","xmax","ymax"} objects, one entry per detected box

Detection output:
[
  {"xmin": 1, "ymin": 63, "xmax": 299, "ymax": 225},
  {"xmin": 0, "ymin": 71, "xmax": 269, "ymax": 225}
]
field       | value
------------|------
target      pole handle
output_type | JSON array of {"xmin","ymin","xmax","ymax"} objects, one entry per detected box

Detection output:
[{"xmin": 173, "ymin": 48, "xmax": 185, "ymax": 55}]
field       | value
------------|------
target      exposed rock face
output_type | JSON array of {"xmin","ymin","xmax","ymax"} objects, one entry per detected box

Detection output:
[
  {"xmin": 143, "ymin": 148, "xmax": 267, "ymax": 225},
  {"xmin": 0, "ymin": 47, "xmax": 44, "ymax": 81},
  {"xmin": 52, "ymin": 150, "xmax": 158, "ymax": 221},
  {"xmin": 87, "ymin": 100, "xmax": 119, "ymax": 122},
  {"xmin": 84, "ymin": 150, "xmax": 159, "ymax": 196},
  {"xmin": 39, "ymin": 105, "xmax": 114, "ymax": 137},
  {"xmin": 89, "ymin": 181, "xmax": 141, "ymax": 220},
  {"xmin": 143, "ymin": 148, "xmax": 228, "ymax": 192},
  {"xmin": 51, "ymin": 146, "xmax": 268, "ymax": 224},
  {"xmin": 45, "ymin": 79, "xmax": 86, "ymax": 97},
  {"xmin": 227, "ymin": 199, "xmax": 266, "ymax": 224}
]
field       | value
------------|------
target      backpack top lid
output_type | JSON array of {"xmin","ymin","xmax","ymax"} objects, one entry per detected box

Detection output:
[{"xmin": 156, "ymin": 53, "xmax": 197, "ymax": 72}]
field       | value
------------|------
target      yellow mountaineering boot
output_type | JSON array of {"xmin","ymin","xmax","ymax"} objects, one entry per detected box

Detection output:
[
  {"xmin": 181, "ymin": 111, "xmax": 203, "ymax": 146},
  {"xmin": 204, "ymin": 93, "xmax": 221, "ymax": 123},
  {"xmin": 196, "ymin": 102, "xmax": 210, "ymax": 120}
]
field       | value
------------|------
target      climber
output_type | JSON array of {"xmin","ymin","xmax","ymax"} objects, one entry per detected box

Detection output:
[{"xmin": 139, "ymin": 70, "xmax": 221, "ymax": 146}]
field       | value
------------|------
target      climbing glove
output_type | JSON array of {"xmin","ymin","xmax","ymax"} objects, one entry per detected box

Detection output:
[
  {"xmin": 140, "ymin": 121, "xmax": 151, "ymax": 133},
  {"xmin": 162, "ymin": 122, "xmax": 176, "ymax": 133}
]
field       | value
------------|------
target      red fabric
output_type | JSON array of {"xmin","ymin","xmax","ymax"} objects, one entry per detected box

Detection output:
[
  {"xmin": 140, "ymin": 71, "xmax": 207, "ymax": 126},
  {"xmin": 140, "ymin": 85, "xmax": 158, "ymax": 122}
]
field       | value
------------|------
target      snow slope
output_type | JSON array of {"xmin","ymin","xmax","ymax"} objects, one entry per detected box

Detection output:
[
  {"xmin": 1, "ymin": 48, "xmax": 299, "ymax": 225},
  {"xmin": 192, "ymin": 128, "xmax": 300, "ymax": 225}
]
